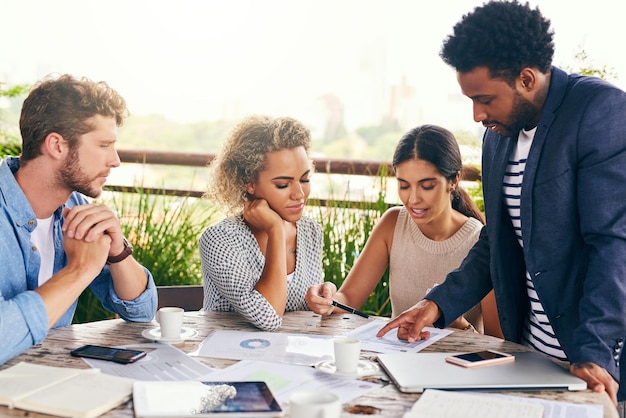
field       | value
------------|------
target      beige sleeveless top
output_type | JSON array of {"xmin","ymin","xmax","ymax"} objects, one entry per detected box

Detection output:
[{"xmin": 389, "ymin": 208, "xmax": 484, "ymax": 332}]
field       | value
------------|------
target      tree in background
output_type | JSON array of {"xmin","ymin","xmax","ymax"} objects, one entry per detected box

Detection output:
[
  {"xmin": 0, "ymin": 82, "xmax": 29, "ymax": 157},
  {"xmin": 566, "ymin": 50, "xmax": 618, "ymax": 81}
]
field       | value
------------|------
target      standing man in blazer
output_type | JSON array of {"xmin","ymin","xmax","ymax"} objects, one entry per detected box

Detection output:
[{"xmin": 378, "ymin": 1, "xmax": 626, "ymax": 412}]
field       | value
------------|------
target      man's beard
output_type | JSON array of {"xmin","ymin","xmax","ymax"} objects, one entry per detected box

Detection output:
[
  {"xmin": 59, "ymin": 147, "xmax": 102, "ymax": 198},
  {"xmin": 492, "ymin": 91, "xmax": 537, "ymax": 137}
]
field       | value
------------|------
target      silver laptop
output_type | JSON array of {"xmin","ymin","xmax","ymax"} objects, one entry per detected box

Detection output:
[{"xmin": 377, "ymin": 351, "xmax": 587, "ymax": 393}]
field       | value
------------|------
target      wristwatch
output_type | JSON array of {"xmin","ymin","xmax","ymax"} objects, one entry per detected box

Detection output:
[{"xmin": 106, "ymin": 237, "xmax": 133, "ymax": 264}]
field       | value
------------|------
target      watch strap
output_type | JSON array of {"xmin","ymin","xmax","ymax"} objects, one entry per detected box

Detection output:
[{"xmin": 106, "ymin": 238, "xmax": 133, "ymax": 264}]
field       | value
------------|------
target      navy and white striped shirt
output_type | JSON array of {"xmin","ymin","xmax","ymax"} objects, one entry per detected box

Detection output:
[{"xmin": 503, "ymin": 128, "xmax": 567, "ymax": 361}]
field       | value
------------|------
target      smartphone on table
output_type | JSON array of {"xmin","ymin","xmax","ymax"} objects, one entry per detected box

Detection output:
[
  {"xmin": 70, "ymin": 344, "xmax": 146, "ymax": 364},
  {"xmin": 445, "ymin": 349, "xmax": 514, "ymax": 368}
]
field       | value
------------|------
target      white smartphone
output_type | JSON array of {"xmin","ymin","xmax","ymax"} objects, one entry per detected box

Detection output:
[{"xmin": 445, "ymin": 350, "xmax": 515, "ymax": 368}]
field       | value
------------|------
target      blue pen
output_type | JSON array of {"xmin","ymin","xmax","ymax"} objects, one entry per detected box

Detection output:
[{"xmin": 331, "ymin": 300, "xmax": 370, "ymax": 319}]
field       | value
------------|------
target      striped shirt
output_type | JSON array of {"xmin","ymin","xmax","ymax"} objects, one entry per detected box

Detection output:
[{"xmin": 503, "ymin": 128, "xmax": 567, "ymax": 361}]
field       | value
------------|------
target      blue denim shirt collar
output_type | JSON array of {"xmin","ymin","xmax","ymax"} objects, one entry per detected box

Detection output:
[{"xmin": 1, "ymin": 157, "xmax": 39, "ymax": 232}]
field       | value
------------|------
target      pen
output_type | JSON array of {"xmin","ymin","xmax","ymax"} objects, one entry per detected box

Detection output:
[{"xmin": 331, "ymin": 300, "xmax": 370, "ymax": 319}]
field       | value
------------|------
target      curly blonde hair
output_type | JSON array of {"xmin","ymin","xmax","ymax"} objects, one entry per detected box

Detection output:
[{"xmin": 205, "ymin": 115, "xmax": 313, "ymax": 214}]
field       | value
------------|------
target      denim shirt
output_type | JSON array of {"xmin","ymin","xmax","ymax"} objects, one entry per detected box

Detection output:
[{"xmin": 0, "ymin": 157, "xmax": 157, "ymax": 364}]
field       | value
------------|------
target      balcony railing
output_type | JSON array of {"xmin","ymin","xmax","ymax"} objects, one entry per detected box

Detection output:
[{"xmin": 106, "ymin": 149, "xmax": 481, "ymax": 209}]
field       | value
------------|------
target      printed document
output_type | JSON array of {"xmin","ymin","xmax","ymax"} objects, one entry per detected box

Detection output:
[
  {"xmin": 191, "ymin": 330, "xmax": 334, "ymax": 365},
  {"xmin": 81, "ymin": 343, "xmax": 215, "ymax": 381},
  {"xmin": 347, "ymin": 319, "xmax": 452, "ymax": 353}
]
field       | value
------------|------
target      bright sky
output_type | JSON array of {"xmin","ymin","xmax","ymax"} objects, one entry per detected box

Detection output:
[{"xmin": 2, "ymin": 0, "xmax": 625, "ymax": 132}]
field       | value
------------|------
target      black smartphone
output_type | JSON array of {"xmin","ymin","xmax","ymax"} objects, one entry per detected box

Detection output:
[{"xmin": 70, "ymin": 344, "xmax": 146, "ymax": 364}]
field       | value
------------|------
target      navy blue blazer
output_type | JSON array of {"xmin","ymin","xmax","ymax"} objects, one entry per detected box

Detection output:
[{"xmin": 428, "ymin": 67, "xmax": 626, "ymax": 399}]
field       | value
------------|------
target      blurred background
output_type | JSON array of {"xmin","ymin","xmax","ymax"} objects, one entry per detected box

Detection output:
[{"xmin": 2, "ymin": 0, "xmax": 624, "ymax": 155}]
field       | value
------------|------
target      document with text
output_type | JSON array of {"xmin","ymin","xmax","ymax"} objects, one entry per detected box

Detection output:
[
  {"xmin": 81, "ymin": 343, "xmax": 215, "ymax": 381},
  {"xmin": 347, "ymin": 319, "xmax": 452, "ymax": 353},
  {"xmin": 191, "ymin": 330, "xmax": 335, "ymax": 365}
]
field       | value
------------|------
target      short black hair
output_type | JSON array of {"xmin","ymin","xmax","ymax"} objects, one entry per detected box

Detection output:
[{"xmin": 440, "ymin": 1, "xmax": 554, "ymax": 83}]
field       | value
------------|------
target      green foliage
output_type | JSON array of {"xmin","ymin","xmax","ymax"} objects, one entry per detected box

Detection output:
[
  {"xmin": 0, "ymin": 141, "xmax": 21, "ymax": 158},
  {"xmin": 360, "ymin": 130, "xmax": 404, "ymax": 160},
  {"xmin": 465, "ymin": 180, "xmax": 484, "ymax": 213},
  {"xmin": 356, "ymin": 119, "xmax": 401, "ymax": 146},
  {"xmin": 73, "ymin": 289, "xmax": 111, "ymax": 325},
  {"xmin": 453, "ymin": 129, "xmax": 482, "ymax": 149},
  {"xmin": 0, "ymin": 83, "xmax": 30, "ymax": 98},
  {"xmin": 111, "ymin": 190, "xmax": 219, "ymax": 285},
  {"xmin": 119, "ymin": 114, "xmax": 235, "ymax": 152},
  {"xmin": 0, "ymin": 82, "xmax": 29, "ymax": 151},
  {"xmin": 73, "ymin": 189, "xmax": 219, "ymax": 323},
  {"xmin": 565, "ymin": 50, "xmax": 618, "ymax": 81}
]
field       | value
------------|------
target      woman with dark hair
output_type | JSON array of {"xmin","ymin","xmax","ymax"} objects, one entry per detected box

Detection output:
[{"xmin": 306, "ymin": 124, "xmax": 500, "ymax": 336}]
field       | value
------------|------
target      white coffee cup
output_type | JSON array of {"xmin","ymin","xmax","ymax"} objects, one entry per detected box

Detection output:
[
  {"xmin": 333, "ymin": 337, "xmax": 361, "ymax": 374},
  {"xmin": 155, "ymin": 307, "xmax": 184, "ymax": 339},
  {"xmin": 289, "ymin": 390, "xmax": 341, "ymax": 418}
]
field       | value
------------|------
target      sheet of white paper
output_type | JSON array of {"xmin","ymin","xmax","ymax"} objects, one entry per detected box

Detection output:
[
  {"xmin": 190, "ymin": 330, "xmax": 335, "ymax": 365},
  {"xmin": 205, "ymin": 359, "xmax": 381, "ymax": 404},
  {"xmin": 477, "ymin": 392, "xmax": 603, "ymax": 418},
  {"xmin": 404, "ymin": 389, "xmax": 544, "ymax": 418},
  {"xmin": 347, "ymin": 319, "xmax": 453, "ymax": 353},
  {"xmin": 82, "ymin": 343, "xmax": 215, "ymax": 381}
]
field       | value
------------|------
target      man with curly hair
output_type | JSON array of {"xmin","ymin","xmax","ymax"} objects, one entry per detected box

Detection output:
[
  {"xmin": 0, "ymin": 74, "xmax": 157, "ymax": 364},
  {"xmin": 378, "ymin": 1, "xmax": 626, "ymax": 410}
]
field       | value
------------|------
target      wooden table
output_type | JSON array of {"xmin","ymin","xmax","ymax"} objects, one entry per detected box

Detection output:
[{"xmin": 1, "ymin": 311, "xmax": 617, "ymax": 417}]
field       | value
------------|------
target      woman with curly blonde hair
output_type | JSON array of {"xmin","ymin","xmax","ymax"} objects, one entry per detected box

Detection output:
[{"xmin": 199, "ymin": 115, "xmax": 323, "ymax": 331}]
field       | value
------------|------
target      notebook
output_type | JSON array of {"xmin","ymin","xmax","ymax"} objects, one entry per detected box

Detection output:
[{"xmin": 377, "ymin": 351, "xmax": 587, "ymax": 393}]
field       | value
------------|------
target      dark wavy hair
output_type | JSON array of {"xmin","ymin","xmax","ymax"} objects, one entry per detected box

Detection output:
[
  {"xmin": 393, "ymin": 124, "xmax": 484, "ymax": 224},
  {"xmin": 440, "ymin": 1, "xmax": 554, "ymax": 84}
]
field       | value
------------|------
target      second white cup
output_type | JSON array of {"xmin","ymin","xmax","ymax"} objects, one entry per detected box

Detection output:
[
  {"xmin": 155, "ymin": 307, "xmax": 184, "ymax": 339},
  {"xmin": 333, "ymin": 337, "xmax": 361, "ymax": 374},
  {"xmin": 289, "ymin": 390, "xmax": 341, "ymax": 418}
]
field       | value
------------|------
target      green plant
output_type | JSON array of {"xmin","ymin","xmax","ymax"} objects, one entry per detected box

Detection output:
[
  {"xmin": 465, "ymin": 180, "xmax": 484, "ymax": 214},
  {"xmin": 73, "ymin": 189, "xmax": 219, "ymax": 323},
  {"xmin": 114, "ymin": 189, "xmax": 218, "ymax": 285},
  {"xmin": 565, "ymin": 50, "xmax": 618, "ymax": 81},
  {"xmin": 0, "ymin": 141, "xmax": 21, "ymax": 157},
  {"xmin": 0, "ymin": 82, "xmax": 29, "ymax": 98},
  {"xmin": 0, "ymin": 82, "xmax": 29, "ymax": 152}
]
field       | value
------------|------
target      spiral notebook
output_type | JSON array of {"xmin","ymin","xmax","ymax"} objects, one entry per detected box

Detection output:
[{"xmin": 377, "ymin": 351, "xmax": 587, "ymax": 393}]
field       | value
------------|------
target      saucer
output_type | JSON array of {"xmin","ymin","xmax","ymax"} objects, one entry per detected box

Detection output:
[
  {"xmin": 141, "ymin": 327, "xmax": 197, "ymax": 343},
  {"xmin": 314, "ymin": 359, "xmax": 379, "ymax": 378}
]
